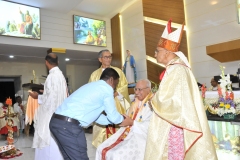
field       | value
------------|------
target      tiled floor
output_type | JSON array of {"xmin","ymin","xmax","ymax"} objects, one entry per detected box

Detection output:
[{"xmin": 0, "ymin": 132, "xmax": 96, "ymax": 160}]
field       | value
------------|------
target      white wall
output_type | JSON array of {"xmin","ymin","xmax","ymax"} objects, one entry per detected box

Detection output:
[
  {"xmin": 73, "ymin": 64, "xmax": 99, "ymax": 90},
  {"xmin": 0, "ymin": 9, "xmax": 112, "ymax": 53},
  {"xmin": 0, "ymin": 8, "xmax": 107, "ymax": 99},
  {"xmin": 121, "ymin": 0, "xmax": 147, "ymax": 80},
  {"xmin": 184, "ymin": 0, "xmax": 240, "ymax": 88},
  {"xmin": 0, "ymin": 61, "xmax": 98, "ymax": 100}
]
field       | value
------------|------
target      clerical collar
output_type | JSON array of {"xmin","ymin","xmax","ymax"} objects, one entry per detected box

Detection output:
[
  {"xmin": 167, "ymin": 57, "xmax": 179, "ymax": 66},
  {"xmin": 101, "ymin": 66, "xmax": 111, "ymax": 71}
]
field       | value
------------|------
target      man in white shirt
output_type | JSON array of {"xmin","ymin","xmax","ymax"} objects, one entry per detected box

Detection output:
[
  {"xmin": 209, "ymin": 77, "xmax": 219, "ymax": 91},
  {"xmin": 29, "ymin": 53, "xmax": 68, "ymax": 160}
]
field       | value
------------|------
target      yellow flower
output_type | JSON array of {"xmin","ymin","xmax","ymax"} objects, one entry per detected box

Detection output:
[
  {"xmin": 225, "ymin": 104, "xmax": 231, "ymax": 109},
  {"xmin": 219, "ymin": 102, "xmax": 225, "ymax": 107}
]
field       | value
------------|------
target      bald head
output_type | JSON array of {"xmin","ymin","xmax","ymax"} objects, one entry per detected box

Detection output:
[
  {"xmin": 49, "ymin": 53, "xmax": 57, "ymax": 58},
  {"xmin": 45, "ymin": 53, "xmax": 58, "ymax": 66},
  {"xmin": 134, "ymin": 79, "xmax": 151, "ymax": 101}
]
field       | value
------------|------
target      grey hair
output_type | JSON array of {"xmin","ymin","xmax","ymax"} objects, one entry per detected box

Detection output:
[
  {"xmin": 137, "ymin": 79, "xmax": 151, "ymax": 88},
  {"xmin": 98, "ymin": 49, "xmax": 111, "ymax": 58}
]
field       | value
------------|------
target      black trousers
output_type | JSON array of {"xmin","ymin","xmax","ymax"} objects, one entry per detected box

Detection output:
[{"xmin": 49, "ymin": 117, "xmax": 89, "ymax": 160}]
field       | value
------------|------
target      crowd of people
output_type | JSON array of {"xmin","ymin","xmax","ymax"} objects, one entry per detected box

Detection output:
[{"xmin": 0, "ymin": 19, "xmax": 219, "ymax": 160}]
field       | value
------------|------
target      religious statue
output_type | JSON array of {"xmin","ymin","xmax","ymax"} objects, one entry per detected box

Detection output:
[{"xmin": 123, "ymin": 50, "xmax": 137, "ymax": 84}]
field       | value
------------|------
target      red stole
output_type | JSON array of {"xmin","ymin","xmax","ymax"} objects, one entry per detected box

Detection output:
[
  {"xmin": 106, "ymin": 125, "xmax": 116, "ymax": 138},
  {"xmin": 101, "ymin": 108, "xmax": 139, "ymax": 160}
]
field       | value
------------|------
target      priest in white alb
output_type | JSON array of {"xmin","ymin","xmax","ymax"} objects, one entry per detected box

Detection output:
[
  {"xmin": 28, "ymin": 53, "xmax": 68, "ymax": 160},
  {"xmin": 96, "ymin": 79, "xmax": 153, "ymax": 160}
]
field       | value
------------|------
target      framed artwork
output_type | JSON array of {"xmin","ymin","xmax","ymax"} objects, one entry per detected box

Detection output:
[
  {"xmin": 0, "ymin": 0, "xmax": 40, "ymax": 39},
  {"xmin": 208, "ymin": 121, "xmax": 240, "ymax": 159},
  {"xmin": 73, "ymin": 15, "xmax": 107, "ymax": 46}
]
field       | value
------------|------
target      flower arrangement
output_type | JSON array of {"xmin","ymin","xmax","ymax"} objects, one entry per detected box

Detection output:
[
  {"xmin": 217, "ymin": 90, "xmax": 236, "ymax": 117},
  {"xmin": 216, "ymin": 66, "xmax": 236, "ymax": 117},
  {"xmin": 202, "ymin": 66, "xmax": 239, "ymax": 119}
]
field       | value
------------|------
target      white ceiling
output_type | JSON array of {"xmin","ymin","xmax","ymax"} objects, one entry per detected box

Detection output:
[
  {"xmin": 0, "ymin": 0, "xmax": 136, "ymax": 64},
  {"xmin": 0, "ymin": 43, "xmax": 99, "ymax": 65},
  {"xmin": 8, "ymin": 0, "xmax": 136, "ymax": 17}
]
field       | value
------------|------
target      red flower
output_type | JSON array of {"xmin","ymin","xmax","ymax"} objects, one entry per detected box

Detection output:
[{"xmin": 5, "ymin": 98, "xmax": 12, "ymax": 106}]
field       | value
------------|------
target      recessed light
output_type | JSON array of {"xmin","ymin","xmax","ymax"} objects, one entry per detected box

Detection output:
[
  {"xmin": 211, "ymin": 1, "xmax": 217, "ymax": 5},
  {"xmin": 9, "ymin": 55, "xmax": 14, "ymax": 58},
  {"xmin": 65, "ymin": 58, "xmax": 70, "ymax": 61}
]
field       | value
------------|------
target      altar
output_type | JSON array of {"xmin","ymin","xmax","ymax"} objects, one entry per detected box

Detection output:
[{"xmin": 204, "ymin": 91, "xmax": 240, "ymax": 160}]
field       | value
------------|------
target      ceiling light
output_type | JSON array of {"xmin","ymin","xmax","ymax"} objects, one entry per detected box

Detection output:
[
  {"xmin": 9, "ymin": 55, "xmax": 14, "ymax": 58},
  {"xmin": 65, "ymin": 58, "xmax": 70, "ymax": 61},
  {"xmin": 211, "ymin": 1, "xmax": 218, "ymax": 5}
]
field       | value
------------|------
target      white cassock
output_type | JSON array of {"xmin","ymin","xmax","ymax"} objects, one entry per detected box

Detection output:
[
  {"xmin": 96, "ymin": 96, "xmax": 153, "ymax": 160},
  {"xmin": 33, "ymin": 67, "xmax": 68, "ymax": 160}
]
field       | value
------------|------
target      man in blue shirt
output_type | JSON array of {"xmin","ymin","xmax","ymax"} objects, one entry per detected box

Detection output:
[{"xmin": 49, "ymin": 68, "xmax": 133, "ymax": 160}]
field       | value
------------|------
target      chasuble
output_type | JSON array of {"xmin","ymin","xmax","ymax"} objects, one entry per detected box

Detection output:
[{"xmin": 144, "ymin": 58, "xmax": 217, "ymax": 160}]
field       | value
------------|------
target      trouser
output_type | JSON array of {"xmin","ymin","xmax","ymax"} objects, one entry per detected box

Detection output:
[{"xmin": 49, "ymin": 117, "xmax": 89, "ymax": 160}]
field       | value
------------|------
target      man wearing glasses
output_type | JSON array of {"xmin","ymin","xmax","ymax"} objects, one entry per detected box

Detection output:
[
  {"xmin": 89, "ymin": 49, "xmax": 130, "ymax": 148},
  {"xmin": 96, "ymin": 79, "xmax": 153, "ymax": 160},
  {"xmin": 144, "ymin": 20, "xmax": 217, "ymax": 159}
]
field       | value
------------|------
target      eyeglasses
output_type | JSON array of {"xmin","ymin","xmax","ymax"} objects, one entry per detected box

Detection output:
[
  {"xmin": 134, "ymin": 87, "xmax": 149, "ymax": 92},
  {"xmin": 102, "ymin": 56, "xmax": 112, "ymax": 60}
]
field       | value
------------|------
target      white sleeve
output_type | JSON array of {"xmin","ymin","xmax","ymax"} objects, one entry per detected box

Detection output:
[
  {"xmin": 38, "ymin": 95, "xmax": 43, "ymax": 104},
  {"xmin": 13, "ymin": 104, "xmax": 19, "ymax": 113},
  {"xmin": 116, "ymin": 91, "xmax": 124, "ymax": 100}
]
